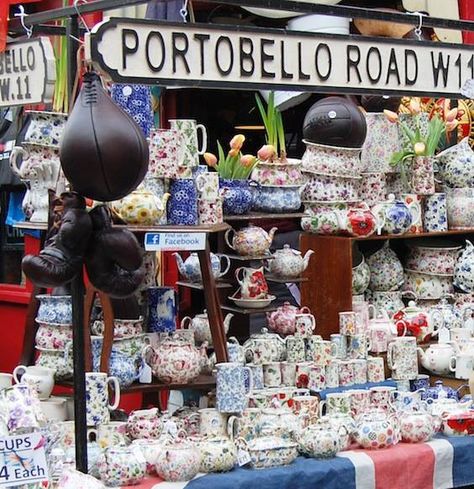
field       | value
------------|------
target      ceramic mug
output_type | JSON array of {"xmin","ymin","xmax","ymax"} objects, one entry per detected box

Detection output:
[
  {"xmin": 347, "ymin": 334, "xmax": 371, "ymax": 359},
  {"xmin": 263, "ymin": 362, "xmax": 282, "ymax": 387},
  {"xmin": 290, "ymin": 395, "xmax": 319, "ymax": 422},
  {"xmin": 325, "ymin": 360, "xmax": 340, "ymax": 388},
  {"xmin": 169, "ymin": 119, "xmax": 207, "ymax": 168},
  {"xmin": 280, "ymin": 361, "xmax": 297, "ymax": 387},
  {"xmin": 199, "ymin": 408, "xmax": 230, "ymax": 438},
  {"xmin": 294, "ymin": 314, "xmax": 316, "ymax": 338},
  {"xmin": 330, "ymin": 334, "xmax": 347, "ymax": 359},
  {"xmin": 89, "ymin": 421, "xmax": 129, "ymax": 448},
  {"xmin": 247, "ymin": 364, "xmax": 264, "ymax": 390},
  {"xmin": 449, "ymin": 354, "xmax": 474, "ymax": 379},
  {"xmin": 401, "ymin": 193, "xmax": 424, "ymax": 233},
  {"xmin": 308, "ymin": 365, "xmax": 326, "ymax": 391},
  {"xmin": 167, "ymin": 178, "xmax": 199, "ymax": 225},
  {"xmin": 338, "ymin": 360, "xmax": 354, "ymax": 386},
  {"xmin": 320, "ymin": 392, "xmax": 351, "ymax": 416},
  {"xmin": 198, "ymin": 198, "xmax": 223, "ymax": 225},
  {"xmin": 216, "ymin": 363, "xmax": 253, "ymax": 413},
  {"xmin": 369, "ymin": 386, "xmax": 396, "ymax": 411},
  {"xmin": 13, "ymin": 365, "xmax": 55, "ymax": 400},
  {"xmin": 148, "ymin": 128, "xmax": 184, "ymax": 179},
  {"xmin": 85, "ymin": 373, "xmax": 120, "ymax": 427},
  {"xmin": 295, "ymin": 362, "xmax": 312, "ymax": 388},
  {"xmin": 228, "ymin": 408, "xmax": 261, "ymax": 442},
  {"xmin": 423, "ymin": 193, "xmax": 448, "ymax": 232},
  {"xmin": 306, "ymin": 339, "xmax": 337, "ymax": 366},
  {"xmin": 350, "ymin": 359, "xmax": 367, "ymax": 384},
  {"xmin": 450, "ymin": 328, "xmax": 471, "ymax": 343},
  {"xmin": 286, "ymin": 336, "xmax": 306, "ymax": 363},
  {"xmin": 387, "ymin": 337, "xmax": 418, "ymax": 380},
  {"xmin": 339, "ymin": 311, "xmax": 363, "ymax": 335},
  {"xmin": 196, "ymin": 172, "xmax": 220, "ymax": 200},
  {"xmin": 410, "ymin": 374, "xmax": 430, "ymax": 392},
  {"xmin": 367, "ymin": 357, "xmax": 385, "ymax": 383}
]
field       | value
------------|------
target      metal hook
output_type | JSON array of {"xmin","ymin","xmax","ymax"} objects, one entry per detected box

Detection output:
[
  {"xmin": 73, "ymin": 0, "xmax": 91, "ymax": 34},
  {"xmin": 14, "ymin": 5, "xmax": 33, "ymax": 39},
  {"xmin": 410, "ymin": 11, "xmax": 424, "ymax": 41},
  {"xmin": 180, "ymin": 0, "xmax": 189, "ymax": 22}
]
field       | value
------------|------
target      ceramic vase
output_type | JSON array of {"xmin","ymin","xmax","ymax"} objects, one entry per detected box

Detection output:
[
  {"xmin": 219, "ymin": 179, "xmax": 253, "ymax": 215},
  {"xmin": 147, "ymin": 287, "xmax": 178, "ymax": 333}
]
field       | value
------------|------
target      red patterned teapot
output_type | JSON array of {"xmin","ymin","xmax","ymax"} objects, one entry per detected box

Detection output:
[
  {"xmin": 334, "ymin": 203, "xmax": 381, "ymax": 238},
  {"xmin": 266, "ymin": 302, "xmax": 311, "ymax": 335}
]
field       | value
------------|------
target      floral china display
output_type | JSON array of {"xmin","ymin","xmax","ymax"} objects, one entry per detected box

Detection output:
[
  {"xmin": 142, "ymin": 338, "xmax": 207, "ymax": 384},
  {"xmin": 235, "ymin": 266, "xmax": 269, "ymax": 300},
  {"xmin": 296, "ymin": 422, "xmax": 342, "ymax": 458},
  {"xmin": 403, "ymin": 270, "xmax": 454, "ymax": 300},
  {"xmin": 24, "ymin": 110, "xmax": 68, "ymax": 146},
  {"xmin": 251, "ymin": 185, "xmax": 302, "ymax": 213},
  {"xmin": 266, "ymin": 302, "xmax": 312, "ymax": 336},
  {"xmin": 219, "ymin": 179, "xmax": 253, "ymax": 215},
  {"xmin": 197, "ymin": 437, "xmax": 237, "ymax": 473},
  {"xmin": 352, "ymin": 256, "xmax": 371, "ymax": 295},
  {"xmin": 181, "ymin": 311, "xmax": 233, "ymax": 345},
  {"xmin": 372, "ymin": 194, "xmax": 420, "ymax": 235},
  {"xmin": 301, "ymin": 140, "xmax": 363, "ymax": 177},
  {"xmin": 173, "ymin": 252, "xmax": 230, "ymax": 283},
  {"xmin": 225, "ymin": 224, "xmax": 277, "ymax": 257},
  {"xmin": 111, "ymin": 188, "xmax": 169, "ymax": 226},
  {"xmin": 35, "ymin": 346, "xmax": 73, "ymax": 380},
  {"xmin": 442, "ymin": 412, "xmax": 474, "ymax": 436},
  {"xmin": 423, "ymin": 193, "xmax": 448, "ymax": 232},
  {"xmin": 446, "ymin": 188, "xmax": 474, "ymax": 229},
  {"xmin": 399, "ymin": 410, "xmax": 437, "ymax": 443},
  {"xmin": 250, "ymin": 159, "xmax": 303, "ymax": 186},
  {"xmin": 359, "ymin": 172, "xmax": 387, "ymax": 207},
  {"xmin": 436, "ymin": 137, "xmax": 474, "ymax": 188},
  {"xmin": 353, "ymin": 409, "xmax": 397, "ymax": 449},
  {"xmin": 365, "ymin": 242, "xmax": 404, "ymax": 292},
  {"xmin": 393, "ymin": 300, "xmax": 438, "ymax": 343},
  {"xmin": 36, "ymin": 295, "xmax": 72, "ymax": 324},
  {"xmin": 240, "ymin": 436, "xmax": 298, "ymax": 469},
  {"xmin": 405, "ymin": 240, "xmax": 462, "ymax": 276},
  {"xmin": 127, "ymin": 408, "xmax": 164, "ymax": 440},
  {"xmin": 454, "ymin": 240, "xmax": 474, "ymax": 293},
  {"xmin": 155, "ymin": 441, "xmax": 201, "ymax": 481},
  {"xmin": 265, "ymin": 244, "xmax": 314, "ymax": 279},
  {"xmin": 98, "ymin": 445, "xmax": 146, "ymax": 486},
  {"xmin": 417, "ymin": 343, "xmax": 458, "ymax": 376},
  {"xmin": 35, "ymin": 320, "xmax": 72, "ymax": 349},
  {"xmin": 300, "ymin": 173, "xmax": 360, "ymax": 202},
  {"xmin": 243, "ymin": 328, "xmax": 286, "ymax": 363}
]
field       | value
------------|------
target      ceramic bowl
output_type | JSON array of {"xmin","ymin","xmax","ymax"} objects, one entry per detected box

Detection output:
[
  {"xmin": 35, "ymin": 320, "xmax": 73, "ymax": 349},
  {"xmin": 405, "ymin": 240, "xmax": 462, "ymax": 276},
  {"xmin": 446, "ymin": 187, "xmax": 474, "ymax": 229},
  {"xmin": 229, "ymin": 295, "xmax": 276, "ymax": 309},
  {"xmin": 91, "ymin": 317, "xmax": 144, "ymax": 339},
  {"xmin": 36, "ymin": 295, "xmax": 72, "ymax": 324},
  {"xmin": 301, "ymin": 201, "xmax": 360, "ymax": 235},
  {"xmin": 250, "ymin": 159, "xmax": 303, "ymax": 186},
  {"xmin": 301, "ymin": 173, "xmax": 360, "ymax": 201},
  {"xmin": 402, "ymin": 269, "xmax": 454, "ymax": 300},
  {"xmin": 301, "ymin": 140, "xmax": 363, "ymax": 177},
  {"xmin": 251, "ymin": 185, "xmax": 302, "ymax": 213}
]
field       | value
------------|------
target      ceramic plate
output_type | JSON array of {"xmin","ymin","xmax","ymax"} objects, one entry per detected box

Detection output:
[{"xmin": 229, "ymin": 295, "xmax": 276, "ymax": 309}]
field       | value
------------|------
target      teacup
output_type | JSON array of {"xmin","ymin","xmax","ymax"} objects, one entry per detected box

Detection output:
[{"xmin": 90, "ymin": 421, "xmax": 129, "ymax": 448}]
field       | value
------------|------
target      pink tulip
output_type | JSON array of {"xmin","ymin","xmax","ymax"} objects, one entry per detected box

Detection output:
[
  {"xmin": 240, "ymin": 154, "xmax": 256, "ymax": 167},
  {"xmin": 257, "ymin": 144, "xmax": 276, "ymax": 161},
  {"xmin": 383, "ymin": 110, "xmax": 399, "ymax": 123}
]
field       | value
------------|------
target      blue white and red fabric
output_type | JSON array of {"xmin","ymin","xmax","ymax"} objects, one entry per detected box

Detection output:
[{"xmin": 122, "ymin": 435, "xmax": 474, "ymax": 489}]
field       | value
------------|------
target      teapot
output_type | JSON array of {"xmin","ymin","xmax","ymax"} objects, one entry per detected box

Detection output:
[
  {"xmin": 173, "ymin": 252, "xmax": 230, "ymax": 283},
  {"xmin": 296, "ymin": 420, "xmax": 343, "ymax": 458},
  {"xmin": 266, "ymin": 302, "xmax": 311, "ymax": 336},
  {"xmin": 365, "ymin": 242, "xmax": 404, "ymax": 292},
  {"xmin": 334, "ymin": 204, "xmax": 381, "ymax": 238},
  {"xmin": 393, "ymin": 300, "xmax": 438, "ymax": 343},
  {"xmin": 372, "ymin": 194, "xmax": 420, "ymax": 235},
  {"xmin": 436, "ymin": 137, "xmax": 474, "ymax": 188},
  {"xmin": 225, "ymin": 224, "xmax": 277, "ymax": 257},
  {"xmin": 258, "ymin": 407, "xmax": 301, "ymax": 440},
  {"xmin": 353, "ymin": 409, "xmax": 398, "ymax": 449},
  {"xmin": 98, "ymin": 445, "xmax": 146, "ymax": 486},
  {"xmin": 418, "ymin": 344, "xmax": 459, "ymax": 376},
  {"xmin": 111, "ymin": 187, "xmax": 170, "ymax": 226},
  {"xmin": 243, "ymin": 328, "xmax": 286, "ymax": 363},
  {"xmin": 155, "ymin": 440, "xmax": 201, "ymax": 482},
  {"xmin": 197, "ymin": 436, "xmax": 237, "ymax": 473},
  {"xmin": 142, "ymin": 337, "xmax": 208, "ymax": 384},
  {"xmin": 180, "ymin": 310, "xmax": 233, "ymax": 345},
  {"xmin": 323, "ymin": 413, "xmax": 356, "ymax": 450},
  {"xmin": 265, "ymin": 244, "xmax": 314, "ymax": 279},
  {"xmin": 399, "ymin": 410, "xmax": 438, "ymax": 443},
  {"xmin": 454, "ymin": 240, "xmax": 474, "ymax": 293},
  {"xmin": 235, "ymin": 266, "xmax": 269, "ymax": 300},
  {"xmin": 127, "ymin": 408, "xmax": 164, "ymax": 440},
  {"xmin": 422, "ymin": 379, "xmax": 467, "ymax": 402}
]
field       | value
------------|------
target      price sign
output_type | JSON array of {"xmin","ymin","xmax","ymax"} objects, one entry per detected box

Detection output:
[
  {"xmin": 0, "ymin": 433, "xmax": 49, "ymax": 487},
  {"xmin": 0, "ymin": 37, "xmax": 56, "ymax": 107},
  {"xmin": 144, "ymin": 232, "xmax": 206, "ymax": 251}
]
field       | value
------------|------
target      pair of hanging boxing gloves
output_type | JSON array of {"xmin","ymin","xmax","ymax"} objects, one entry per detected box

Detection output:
[{"xmin": 22, "ymin": 71, "xmax": 149, "ymax": 297}]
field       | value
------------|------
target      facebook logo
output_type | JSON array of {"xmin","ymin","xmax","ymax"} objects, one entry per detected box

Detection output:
[{"xmin": 145, "ymin": 233, "xmax": 160, "ymax": 246}]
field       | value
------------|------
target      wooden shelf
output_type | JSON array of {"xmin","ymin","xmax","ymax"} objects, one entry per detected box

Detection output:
[
  {"xmin": 315, "ymin": 229, "xmax": 474, "ymax": 242},
  {"xmin": 176, "ymin": 280, "xmax": 232, "ymax": 290},
  {"xmin": 224, "ymin": 212, "xmax": 307, "ymax": 221},
  {"xmin": 265, "ymin": 275, "xmax": 309, "ymax": 283},
  {"xmin": 221, "ymin": 303, "xmax": 278, "ymax": 314},
  {"xmin": 116, "ymin": 223, "xmax": 231, "ymax": 233},
  {"xmin": 225, "ymin": 253, "xmax": 274, "ymax": 261}
]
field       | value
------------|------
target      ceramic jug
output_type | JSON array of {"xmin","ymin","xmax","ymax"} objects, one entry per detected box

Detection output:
[
  {"xmin": 225, "ymin": 224, "xmax": 277, "ymax": 257},
  {"xmin": 85, "ymin": 372, "xmax": 120, "ymax": 427},
  {"xmin": 173, "ymin": 252, "xmax": 230, "ymax": 283},
  {"xmin": 372, "ymin": 194, "xmax": 420, "ymax": 235},
  {"xmin": 365, "ymin": 242, "xmax": 404, "ymax": 292},
  {"xmin": 147, "ymin": 287, "xmax": 178, "ymax": 333},
  {"xmin": 265, "ymin": 244, "xmax": 314, "ymax": 279},
  {"xmin": 180, "ymin": 310, "xmax": 233, "ymax": 344},
  {"xmin": 12, "ymin": 365, "xmax": 55, "ymax": 400},
  {"xmin": 235, "ymin": 266, "xmax": 269, "ymax": 300},
  {"xmin": 169, "ymin": 119, "xmax": 207, "ymax": 168},
  {"xmin": 436, "ymin": 137, "xmax": 474, "ymax": 188}
]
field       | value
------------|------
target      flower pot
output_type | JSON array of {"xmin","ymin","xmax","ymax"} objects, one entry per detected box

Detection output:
[
  {"xmin": 410, "ymin": 156, "xmax": 435, "ymax": 195},
  {"xmin": 219, "ymin": 178, "xmax": 252, "ymax": 215}
]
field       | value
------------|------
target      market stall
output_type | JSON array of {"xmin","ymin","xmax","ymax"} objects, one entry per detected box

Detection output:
[{"xmin": 2, "ymin": 1, "xmax": 474, "ymax": 488}]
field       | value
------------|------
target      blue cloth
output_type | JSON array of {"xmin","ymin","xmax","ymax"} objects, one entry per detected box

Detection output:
[
  {"xmin": 450, "ymin": 435, "xmax": 474, "ymax": 487},
  {"xmin": 317, "ymin": 380, "xmax": 398, "ymax": 400}
]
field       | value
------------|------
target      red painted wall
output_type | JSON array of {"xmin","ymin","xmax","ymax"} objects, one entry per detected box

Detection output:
[{"xmin": 459, "ymin": 0, "xmax": 474, "ymax": 44}]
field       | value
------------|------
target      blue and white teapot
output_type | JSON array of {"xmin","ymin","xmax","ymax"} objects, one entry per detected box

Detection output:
[
  {"xmin": 372, "ymin": 194, "xmax": 420, "ymax": 235},
  {"xmin": 173, "ymin": 252, "xmax": 230, "ymax": 283}
]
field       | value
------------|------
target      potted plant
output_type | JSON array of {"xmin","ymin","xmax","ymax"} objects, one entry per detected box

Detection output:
[
  {"xmin": 385, "ymin": 98, "xmax": 458, "ymax": 195},
  {"xmin": 203, "ymin": 135, "xmax": 257, "ymax": 215}
]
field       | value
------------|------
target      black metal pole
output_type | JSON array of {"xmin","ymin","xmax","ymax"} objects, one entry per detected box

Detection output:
[{"xmin": 66, "ymin": 15, "xmax": 88, "ymax": 474}]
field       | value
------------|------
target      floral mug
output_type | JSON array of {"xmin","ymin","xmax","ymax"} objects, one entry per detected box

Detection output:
[{"xmin": 86, "ymin": 373, "xmax": 120, "ymax": 427}]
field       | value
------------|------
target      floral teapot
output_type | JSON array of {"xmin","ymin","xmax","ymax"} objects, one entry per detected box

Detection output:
[
  {"xmin": 417, "ymin": 343, "xmax": 459, "ymax": 376},
  {"xmin": 266, "ymin": 302, "xmax": 311, "ymax": 335},
  {"xmin": 225, "ymin": 224, "xmax": 277, "ymax": 257},
  {"xmin": 393, "ymin": 300, "xmax": 439, "ymax": 343},
  {"xmin": 372, "ymin": 194, "xmax": 421, "ymax": 235},
  {"xmin": 98, "ymin": 445, "xmax": 146, "ymax": 486},
  {"xmin": 180, "ymin": 310, "xmax": 233, "ymax": 345},
  {"xmin": 265, "ymin": 244, "xmax": 314, "ymax": 279},
  {"xmin": 258, "ymin": 407, "xmax": 301, "ymax": 440},
  {"xmin": 436, "ymin": 137, "xmax": 474, "ymax": 188},
  {"xmin": 399, "ymin": 409, "xmax": 438, "ymax": 443},
  {"xmin": 334, "ymin": 203, "xmax": 381, "ymax": 238},
  {"xmin": 111, "ymin": 187, "xmax": 170, "ymax": 226},
  {"xmin": 173, "ymin": 252, "xmax": 230, "ymax": 283},
  {"xmin": 353, "ymin": 409, "xmax": 398, "ymax": 449},
  {"xmin": 142, "ymin": 337, "xmax": 208, "ymax": 384},
  {"xmin": 454, "ymin": 240, "xmax": 474, "ymax": 293},
  {"xmin": 296, "ymin": 419, "xmax": 344, "ymax": 458},
  {"xmin": 243, "ymin": 328, "xmax": 286, "ymax": 363}
]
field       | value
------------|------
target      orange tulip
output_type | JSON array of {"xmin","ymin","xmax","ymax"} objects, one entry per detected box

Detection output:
[
  {"xmin": 446, "ymin": 120, "xmax": 459, "ymax": 133},
  {"xmin": 383, "ymin": 110, "xmax": 399, "ymax": 123},
  {"xmin": 229, "ymin": 134, "xmax": 245, "ymax": 150},
  {"xmin": 228, "ymin": 148, "xmax": 239, "ymax": 157},
  {"xmin": 203, "ymin": 152, "xmax": 218, "ymax": 167},
  {"xmin": 240, "ymin": 154, "xmax": 257, "ymax": 167}
]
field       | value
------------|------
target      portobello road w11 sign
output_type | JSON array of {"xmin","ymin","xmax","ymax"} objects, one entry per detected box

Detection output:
[
  {"xmin": 0, "ymin": 37, "xmax": 55, "ymax": 107},
  {"xmin": 88, "ymin": 18, "xmax": 474, "ymax": 98}
]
